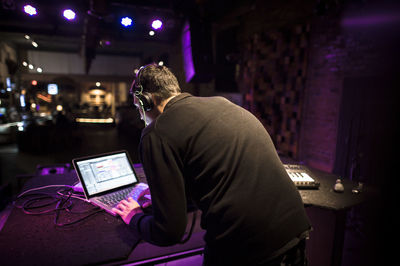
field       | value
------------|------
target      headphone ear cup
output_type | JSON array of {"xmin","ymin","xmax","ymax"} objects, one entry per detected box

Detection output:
[{"xmin": 136, "ymin": 93, "xmax": 154, "ymax": 111}]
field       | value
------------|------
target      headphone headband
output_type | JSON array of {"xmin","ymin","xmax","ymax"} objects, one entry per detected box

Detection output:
[
  {"xmin": 133, "ymin": 65, "xmax": 153, "ymax": 113},
  {"xmin": 135, "ymin": 66, "xmax": 146, "ymax": 92}
]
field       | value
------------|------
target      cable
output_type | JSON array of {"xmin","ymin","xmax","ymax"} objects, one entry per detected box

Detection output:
[
  {"xmin": 17, "ymin": 184, "xmax": 75, "ymax": 198},
  {"xmin": 54, "ymin": 188, "xmax": 103, "ymax": 226},
  {"xmin": 134, "ymin": 86, "xmax": 149, "ymax": 127},
  {"xmin": 180, "ymin": 211, "xmax": 197, "ymax": 244},
  {"xmin": 14, "ymin": 185, "xmax": 104, "ymax": 226},
  {"xmin": 56, "ymin": 190, "xmax": 89, "ymax": 203},
  {"xmin": 22, "ymin": 195, "xmax": 61, "ymax": 215},
  {"xmin": 55, "ymin": 208, "xmax": 104, "ymax": 227}
]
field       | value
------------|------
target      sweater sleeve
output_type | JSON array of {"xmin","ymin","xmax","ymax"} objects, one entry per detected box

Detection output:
[{"xmin": 129, "ymin": 130, "xmax": 188, "ymax": 246}]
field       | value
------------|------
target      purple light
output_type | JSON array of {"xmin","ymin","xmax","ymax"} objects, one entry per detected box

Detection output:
[
  {"xmin": 63, "ymin": 9, "xmax": 76, "ymax": 21},
  {"xmin": 182, "ymin": 21, "xmax": 195, "ymax": 82},
  {"xmin": 23, "ymin": 4, "xmax": 37, "ymax": 16},
  {"xmin": 151, "ymin": 19, "xmax": 163, "ymax": 30},
  {"xmin": 342, "ymin": 14, "xmax": 400, "ymax": 26},
  {"xmin": 121, "ymin": 17, "xmax": 133, "ymax": 27}
]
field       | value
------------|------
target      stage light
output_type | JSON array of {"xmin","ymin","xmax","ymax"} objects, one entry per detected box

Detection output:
[
  {"xmin": 22, "ymin": 61, "xmax": 28, "ymax": 67},
  {"xmin": 151, "ymin": 19, "xmax": 163, "ymax": 30},
  {"xmin": 28, "ymin": 64, "xmax": 34, "ymax": 69},
  {"xmin": 63, "ymin": 9, "xmax": 76, "ymax": 21},
  {"xmin": 121, "ymin": 17, "xmax": 133, "ymax": 27},
  {"xmin": 149, "ymin": 30, "xmax": 155, "ymax": 36},
  {"xmin": 23, "ymin": 4, "xmax": 37, "ymax": 16},
  {"xmin": 31, "ymin": 80, "xmax": 37, "ymax": 86},
  {"xmin": 24, "ymin": 35, "xmax": 30, "ymax": 40},
  {"xmin": 37, "ymin": 67, "xmax": 43, "ymax": 73},
  {"xmin": 32, "ymin": 41, "xmax": 38, "ymax": 47},
  {"xmin": 158, "ymin": 61, "xmax": 164, "ymax": 66},
  {"xmin": 95, "ymin": 82, "xmax": 101, "ymax": 87}
]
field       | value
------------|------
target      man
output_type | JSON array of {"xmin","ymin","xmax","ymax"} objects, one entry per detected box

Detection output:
[{"xmin": 113, "ymin": 63, "xmax": 311, "ymax": 265}]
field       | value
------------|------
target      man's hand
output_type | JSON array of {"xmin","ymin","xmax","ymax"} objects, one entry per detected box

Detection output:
[{"xmin": 112, "ymin": 197, "xmax": 143, "ymax": 224}]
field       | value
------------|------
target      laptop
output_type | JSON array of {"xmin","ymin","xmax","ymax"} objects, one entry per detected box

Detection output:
[{"xmin": 72, "ymin": 150, "xmax": 147, "ymax": 216}]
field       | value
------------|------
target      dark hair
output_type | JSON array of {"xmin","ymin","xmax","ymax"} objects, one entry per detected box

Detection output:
[{"xmin": 133, "ymin": 63, "xmax": 181, "ymax": 102}]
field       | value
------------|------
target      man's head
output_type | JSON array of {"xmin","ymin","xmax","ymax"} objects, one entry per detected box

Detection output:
[
  {"xmin": 130, "ymin": 63, "xmax": 181, "ymax": 125},
  {"xmin": 131, "ymin": 63, "xmax": 181, "ymax": 105}
]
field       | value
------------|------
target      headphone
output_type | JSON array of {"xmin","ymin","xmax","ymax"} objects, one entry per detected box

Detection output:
[{"xmin": 134, "ymin": 65, "xmax": 154, "ymax": 112}]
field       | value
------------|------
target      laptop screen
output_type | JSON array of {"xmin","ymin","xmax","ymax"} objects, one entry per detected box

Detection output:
[{"xmin": 74, "ymin": 151, "xmax": 138, "ymax": 196}]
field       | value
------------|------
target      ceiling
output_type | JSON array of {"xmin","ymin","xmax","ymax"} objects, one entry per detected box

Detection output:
[
  {"xmin": 0, "ymin": 0, "xmax": 248, "ymax": 73},
  {"xmin": 0, "ymin": 0, "xmax": 244, "ymax": 50},
  {"xmin": 0, "ymin": 0, "xmax": 186, "ymax": 52}
]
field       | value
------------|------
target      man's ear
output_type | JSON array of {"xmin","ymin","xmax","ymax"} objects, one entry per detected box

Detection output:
[{"xmin": 150, "ymin": 93, "xmax": 160, "ymax": 105}]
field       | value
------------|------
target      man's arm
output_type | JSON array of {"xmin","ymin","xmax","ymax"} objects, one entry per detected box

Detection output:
[{"xmin": 127, "ymin": 131, "xmax": 188, "ymax": 246}]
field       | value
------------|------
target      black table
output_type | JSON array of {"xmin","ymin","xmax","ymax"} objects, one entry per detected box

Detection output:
[
  {"xmin": 0, "ymin": 164, "xmax": 377, "ymax": 266},
  {"xmin": 298, "ymin": 167, "xmax": 375, "ymax": 210},
  {"xmin": 297, "ymin": 167, "xmax": 379, "ymax": 266},
  {"xmin": 0, "ymin": 171, "xmax": 140, "ymax": 266},
  {"xmin": 0, "ymin": 165, "xmax": 206, "ymax": 266}
]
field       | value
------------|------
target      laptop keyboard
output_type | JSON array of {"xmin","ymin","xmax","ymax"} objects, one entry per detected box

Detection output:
[
  {"xmin": 98, "ymin": 187, "xmax": 133, "ymax": 207},
  {"xmin": 97, "ymin": 183, "xmax": 150, "ymax": 208}
]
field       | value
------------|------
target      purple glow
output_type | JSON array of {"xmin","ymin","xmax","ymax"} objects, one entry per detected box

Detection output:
[
  {"xmin": 99, "ymin": 39, "xmax": 111, "ymax": 46},
  {"xmin": 121, "ymin": 17, "xmax": 133, "ymax": 27},
  {"xmin": 23, "ymin": 4, "xmax": 37, "ymax": 16},
  {"xmin": 38, "ymin": 167, "xmax": 66, "ymax": 175},
  {"xmin": 182, "ymin": 21, "xmax": 195, "ymax": 82},
  {"xmin": 151, "ymin": 19, "xmax": 163, "ymax": 30},
  {"xmin": 63, "ymin": 9, "xmax": 76, "ymax": 21},
  {"xmin": 342, "ymin": 14, "xmax": 400, "ymax": 26}
]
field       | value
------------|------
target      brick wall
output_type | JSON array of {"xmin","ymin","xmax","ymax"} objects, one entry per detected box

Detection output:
[
  {"xmin": 299, "ymin": 6, "xmax": 388, "ymax": 172},
  {"xmin": 231, "ymin": 0, "xmax": 397, "ymax": 172}
]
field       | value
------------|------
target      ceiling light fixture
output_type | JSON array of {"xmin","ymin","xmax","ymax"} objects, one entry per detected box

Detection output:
[
  {"xmin": 151, "ymin": 19, "xmax": 163, "ymax": 30},
  {"xmin": 23, "ymin": 5, "xmax": 37, "ymax": 16},
  {"xmin": 121, "ymin": 17, "xmax": 133, "ymax": 27},
  {"xmin": 63, "ymin": 9, "xmax": 76, "ymax": 21}
]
